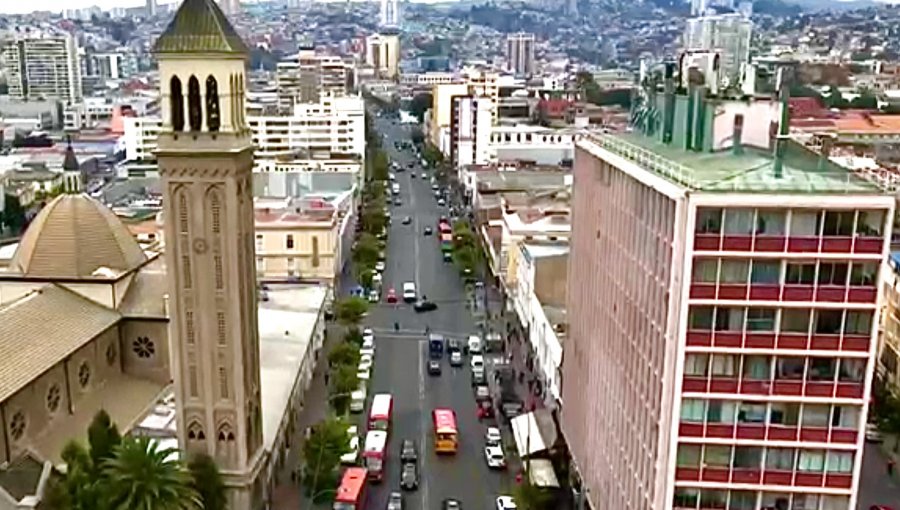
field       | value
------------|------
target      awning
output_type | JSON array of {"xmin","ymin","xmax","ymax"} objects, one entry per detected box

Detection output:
[
  {"xmin": 510, "ymin": 409, "xmax": 558, "ymax": 458},
  {"xmin": 525, "ymin": 458, "xmax": 560, "ymax": 488}
]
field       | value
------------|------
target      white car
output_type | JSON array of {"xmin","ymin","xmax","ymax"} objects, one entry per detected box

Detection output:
[
  {"xmin": 368, "ymin": 289, "xmax": 379, "ymax": 303},
  {"xmin": 362, "ymin": 328, "xmax": 375, "ymax": 343},
  {"xmin": 467, "ymin": 335, "xmax": 482, "ymax": 354},
  {"xmin": 375, "ymin": 261, "xmax": 386, "ymax": 272},
  {"xmin": 341, "ymin": 426, "xmax": 360, "ymax": 464},
  {"xmin": 485, "ymin": 427, "xmax": 502, "ymax": 446},
  {"xmin": 357, "ymin": 367, "xmax": 371, "ymax": 383},
  {"xmin": 360, "ymin": 340, "xmax": 375, "ymax": 358},
  {"xmin": 421, "ymin": 172, "xmax": 427, "ymax": 179},
  {"xmin": 470, "ymin": 354, "xmax": 484, "ymax": 371},
  {"xmin": 358, "ymin": 353, "xmax": 374, "ymax": 372},
  {"xmin": 496, "ymin": 496, "xmax": 517, "ymax": 510},
  {"xmin": 484, "ymin": 445, "xmax": 506, "ymax": 469},
  {"xmin": 865, "ymin": 423, "xmax": 883, "ymax": 443}
]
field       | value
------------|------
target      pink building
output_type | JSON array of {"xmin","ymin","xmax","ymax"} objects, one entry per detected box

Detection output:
[{"xmin": 564, "ymin": 97, "xmax": 894, "ymax": 510}]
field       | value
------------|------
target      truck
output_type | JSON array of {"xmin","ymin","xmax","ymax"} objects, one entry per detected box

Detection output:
[
  {"xmin": 491, "ymin": 363, "xmax": 524, "ymax": 419},
  {"xmin": 428, "ymin": 333, "xmax": 444, "ymax": 359}
]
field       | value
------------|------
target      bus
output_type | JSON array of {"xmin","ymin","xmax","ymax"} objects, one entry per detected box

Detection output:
[
  {"xmin": 369, "ymin": 393, "xmax": 393, "ymax": 433},
  {"xmin": 333, "ymin": 467, "xmax": 367, "ymax": 510},
  {"xmin": 363, "ymin": 430, "xmax": 388, "ymax": 482},
  {"xmin": 432, "ymin": 408, "xmax": 459, "ymax": 454},
  {"xmin": 440, "ymin": 233, "xmax": 453, "ymax": 253}
]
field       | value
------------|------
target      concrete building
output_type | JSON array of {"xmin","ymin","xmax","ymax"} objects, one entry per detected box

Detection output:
[
  {"xmin": 490, "ymin": 125, "xmax": 577, "ymax": 166},
  {"xmin": 379, "ymin": 0, "xmax": 400, "ymax": 28},
  {"xmin": 450, "ymin": 95, "xmax": 494, "ymax": 168},
  {"xmin": 506, "ymin": 32, "xmax": 536, "ymax": 77},
  {"xmin": 2, "ymin": 33, "xmax": 83, "ymax": 103},
  {"xmin": 146, "ymin": 0, "xmax": 158, "ymax": 16},
  {"xmin": 564, "ymin": 77, "xmax": 894, "ymax": 510},
  {"xmin": 218, "ymin": 0, "xmax": 241, "ymax": 16},
  {"xmin": 878, "ymin": 254, "xmax": 900, "ymax": 396},
  {"xmin": 684, "ymin": 14, "xmax": 753, "ymax": 86},
  {"xmin": 276, "ymin": 48, "xmax": 352, "ymax": 109},
  {"xmin": 430, "ymin": 82, "xmax": 470, "ymax": 149},
  {"xmin": 365, "ymin": 33, "xmax": 400, "ymax": 81}
]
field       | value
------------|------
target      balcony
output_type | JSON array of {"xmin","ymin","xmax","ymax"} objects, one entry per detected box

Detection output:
[
  {"xmin": 675, "ymin": 467, "xmax": 852, "ymax": 488},
  {"xmin": 695, "ymin": 232, "xmax": 883, "ymax": 255},
  {"xmin": 678, "ymin": 420, "xmax": 857, "ymax": 445},
  {"xmin": 684, "ymin": 328, "xmax": 871, "ymax": 353},
  {"xmin": 689, "ymin": 281, "xmax": 878, "ymax": 304},
  {"xmin": 681, "ymin": 374, "xmax": 864, "ymax": 400}
]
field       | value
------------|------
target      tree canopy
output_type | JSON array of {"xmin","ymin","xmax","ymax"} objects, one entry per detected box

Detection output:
[
  {"xmin": 188, "ymin": 454, "xmax": 227, "ymax": 510},
  {"xmin": 408, "ymin": 93, "xmax": 433, "ymax": 122},
  {"xmin": 334, "ymin": 296, "xmax": 369, "ymax": 325},
  {"xmin": 302, "ymin": 417, "xmax": 350, "ymax": 501}
]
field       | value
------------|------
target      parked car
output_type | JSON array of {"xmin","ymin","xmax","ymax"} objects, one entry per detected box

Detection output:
[
  {"xmin": 387, "ymin": 492, "xmax": 404, "ymax": 510},
  {"xmin": 866, "ymin": 423, "xmax": 884, "ymax": 443},
  {"xmin": 363, "ymin": 328, "xmax": 375, "ymax": 343},
  {"xmin": 449, "ymin": 350, "xmax": 463, "ymax": 366},
  {"xmin": 341, "ymin": 426, "xmax": 360, "ymax": 465},
  {"xmin": 496, "ymin": 496, "xmax": 517, "ymax": 510},
  {"xmin": 485, "ymin": 427, "xmax": 502, "ymax": 447},
  {"xmin": 470, "ymin": 355, "xmax": 484, "ymax": 371},
  {"xmin": 442, "ymin": 499, "xmax": 462, "ymax": 510},
  {"xmin": 368, "ymin": 289, "xmax": 380, "ymax": 303},
  {"xmin": 438, "ymin": 198, "xmax": 446, "ymax": 206},
  {"xmin": 386, "ymin": 288, "xmax": 398, "ymax": 303},
  {"xmin": 358, "ymin": 353, "xmax": 374, "ymax": 372},
  {"xmin": 394, "ymin": 198, "xmax": 402, "ymax": 206},
  {"xmin": 400, "ymin": 439, "xmax": 418, "ymax": 464},
  {"xmin": 400, "ymin": 462, "xmax": 419, "ymax": 490},
  {"xmin": 484, "ymin": 445, "xmax": 506, "ymax": 469},
  {"xmin": 421, "ymin": 172, "xmax": 427, "ymax": 179},
  {"xmin": 428, "ymin": 359, "xmax": 442, "ymax": 376},
  {"xmin": 375, "ymin": 261, "xmax": 386, "ymax": 272},
  {"xmin": 414, "ymin": 300, "xmax": 438, "ymax": 312}
]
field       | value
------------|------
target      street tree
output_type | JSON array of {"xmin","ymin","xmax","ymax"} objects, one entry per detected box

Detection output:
[
  {"xmin": 302, "ymin": 417, "xmax": 350, "ymax": 502},
  {"xmin": 329, "ymin": 341, "xmax": 362, "ymax": 368},
  {"xmin": 334, "ymin": 297, "xmax": 369, "ymax": 326},
  {"xmin": 408, "ymin": 93, "xmax": 433, "ymax": 122},
  {"xmin": 454, "ymin": 245, "xmax": 480, "ymax": 274},
  {"xmin": 352, "ymin": 233, "xmax": 381, "ymax": 268},
  {"xmin": 102, "ymin": 435, "xmax": 200, "ymax": 510},
  {"xmin": 356, "ymin": 267, "xmax": 375, "ymax": 290},
  {"xmin": 369, "ymin": 150, "xmax": 390, "ymax": 181},
  {"xmin": 345, "ymin": 327, "xmax": 364, "ymax": 346},
  {"xmin": 187, "ymin": 454, "xmax": 227, "ymax": 510},
  {"xmin": 329, "ymin": 364, "xmax": 360, "ymax": 415},
  {"xmin": 2, "ymin": 194, "xmax": 25, "ymax": 234}
]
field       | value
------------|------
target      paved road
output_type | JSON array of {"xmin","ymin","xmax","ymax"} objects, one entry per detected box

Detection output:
[
  {"xmin": 857, "ymin": 440, "xmax": 900, "ymax": 509},
  {"xmin": 360, "ymin": 117, "xmax": 513, "ymax": 510}
]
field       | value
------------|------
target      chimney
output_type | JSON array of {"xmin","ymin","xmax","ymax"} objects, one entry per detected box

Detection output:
[
  {"xmin": 818, "ymin": 134, "xmax": 835, "ymax": 171},
  {"xmin": 773, "ymin": 63, "xmax": 794, "ymax": 179},
  {"xmin": 732, "ymin": 114, "xmax": 744, "ymax": 155},
  {"xmin": 662, "ymin": 61, "xmax": 677, "ymax": 144}
]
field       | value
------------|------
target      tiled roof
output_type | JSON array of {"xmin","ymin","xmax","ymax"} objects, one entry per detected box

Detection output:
[
  {"xmin": 0, "ymin": 285, "xmax": 121, "ymax": 402},
  {"xmin": 153, "ymin": 0, "xmax": 249, "ymax": 55}
]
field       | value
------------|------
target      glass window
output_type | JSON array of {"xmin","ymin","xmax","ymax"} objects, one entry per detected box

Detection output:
[
  {"xmin": 676, "ymin": 444, "xmax": 702, "ymax": 467},
  {"xmin": 707, "ymin": 400, "xmax": 737, "ymax": 424},
  {"xmin": 729, "ymin": 490, "xmax": 757, "ymax": 510},
  {"xmin": 742, "ymin": 355, "xmax": 771, "ymax": 380},
  {"xmin": 849, "ymin": 262, "xmax": 878, "ymax": 286},
  {"xmin": 681, "ymin": 399, "xmax": 706, "ymax": 422},
  {"xmin": 765, "ymin": 448, "xmax": 796, "ymax": 470},
  {"xmin": 715, "ymin": 307, "xmax": 745, "ymax": 332},
  {"xmin": 711, "ymin": 355, "xmax": 737, "ymax": 377},
  {"xmin": 792, "ymin": 494, "xmax": 821, "ymax": 510},
  {"xmin": 815, "ymin": 310, "xmax": 842, "ymax": 334},
  {"xmin": 844, "ymin": 311, "xmax": 872, "ymax": 335},
  {"xmin": 692, "ymin": 259, "xmax": 718, "ymax": 283},
  {"xmin": 756, "ymin": 210, "xmax": 786, "ymax": 235},
  {"xmin": 700, "ymin": 490, "xmax": 727, "ymax": 510},
  {"xmin": 856, "ymin": 210, "xmax": 884, "ymax": 237},
  {"xmin": 732, "ymin": 447, "xmax": 763, "ymax": 468},
  {"xmin": 761, "ymin": 493, "xmax": 791, "ymax": 510},
  {"xmin": 737, "ymin": 402, "xmax": 767, "ymax": 423},
  {"xmin": 802, "ymin": 405, "xmax": 831, "ymax": 427},
  {"xmin": 781, "ymin": 309, "xmax": 811, "ymax": 333},
  {"xmin": 832, "ymin": 405, "xmax": 859, "ymax": 429},
  {"xmin": 285, "ymin": 234, "xmax": 294, "ymax": 249},
  {"xmin": 685, "ymin": 354, "xmax": 709, "ymax": 377},
  {"xmin": 838, "ymin": 358, "xmax": 865, "ymax": 383},
  {"xmin": 797, "ymin": 450, "xmax": 825, "ymax": 472},
  {"xmin": 821, "ymin": 496, "xmax": 851, "ymax": 510},
  {"xmin": 785, "ymin": 263, "xmax": 816, "ymax": 284},
  {"xmin": 750, "ymin": 260, "xmax": 781, "ymax": 284},
  {"xmin": 697, "ymin": 208, "xmax": 723, "ymax": 234},
  {"xmin": 689, "ymin": 307, "xmax": 714, "ymax": 330},
  {"xmin": 674, "ymin": 488, "xmax": 700, "ymax": 509},
  {"xmin": 770, "ymin": 403, "xmax": 800, "ymax": 426},
  {"xmin": 790, "ymin": 210, "xmax": 820, "ymax": 236},
  {"xmin": 818, "ymin": 262, "xmax": 849, "ymax": 285},
  {"xmin": 822, "ymin": 211, "xmax": 855, "ymax": 236},
  {"xmin": 703, "ymin": 445, "xmax": 732, "ymax": 467},
  {"xmin": 808, "ymin": 358, "xmax": 835, "ymax": 381},
  {"xmin": 776, "ymin": 357, "xmax": 805, "ymax": 379},
  {"xmin": 724, "ymin": 209, "xmax": 755, "ymax": 234},
  {"xmin": 747, "ymin": 308, "xmax": 776, "ymax": 331},
  {"xmin": 720, "ymin": 260, "xmax": 749, "ymax": 283}
]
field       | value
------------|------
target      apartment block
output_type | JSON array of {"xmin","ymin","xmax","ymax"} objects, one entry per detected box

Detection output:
[
  {"xmin": 450, "ymin": 95, "xmax": 494, "ymax": 168},
  {"xmin": 684, "ymin": 14, "xmax": 753, "ymax": 85},
  {"xmin": 506, "ymin": 32, "xmax": 536, "ymax": 77},
  {"xmin": 2, "ymin": 33, "xmax": 82, "ymax": 103},
  {"xmin": 276, "ymin": 48, "xmax": 352, "ymax": 109},
  {"xmin": 365, "ymin": 32, "xmax": 400, "ymax": 80},
  {"xmin": 564, "ymin": 79, "xmax": 893, "ymax": 510},
  {"xmin": 877, "ymin": 254, "xmax": 900, "ymax": 393}
]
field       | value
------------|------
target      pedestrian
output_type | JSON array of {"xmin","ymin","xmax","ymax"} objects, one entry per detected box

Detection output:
[
  {"xmin": 889, "ymin": 459, "xmax": 896, "ymax": 477},
  {"xmin": 324, "ymin": 372, "xmax": 329, "ymax": 385}
]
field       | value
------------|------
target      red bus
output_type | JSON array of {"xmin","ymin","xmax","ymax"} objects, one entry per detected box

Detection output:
[
  {"xmin": 438, "ymin": 221, "xmax": 452, "ymax": 234},
  {"xmin": 333, "ymin": 467, "xmax": 367, "ymax": 510},
  {"xmin": 362, "ymin": 430, "xmax": 388, "ymax": 482},
  {"xmin": 432, "ymin": 408, "xmax": 459, "ymax": 454},
  {"xmin": 369, "ymin": 393, "xmax": 393, "ymax": 433}
]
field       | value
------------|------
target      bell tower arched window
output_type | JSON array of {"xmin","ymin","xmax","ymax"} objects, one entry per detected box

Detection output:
[
  {"xmin": 170, "ymin": 76, "xmax": 184, "ymax": 131},
  {"xmin": 206, "ymin": 75, "xmax": 220, "ymax": 132},
  {"xmin": 187, "ymin": 75, "xmax": 202, "ymax": 131}
]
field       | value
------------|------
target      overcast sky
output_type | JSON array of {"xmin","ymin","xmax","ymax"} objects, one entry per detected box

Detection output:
[{"xmin": 0, "ymin": 1, "xmax": 174, "ymax": 15}]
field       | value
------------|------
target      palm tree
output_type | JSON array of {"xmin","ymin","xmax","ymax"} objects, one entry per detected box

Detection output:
[{"xmin": 102, "ymin": 436, "xmax": 201, "ymax": 510}]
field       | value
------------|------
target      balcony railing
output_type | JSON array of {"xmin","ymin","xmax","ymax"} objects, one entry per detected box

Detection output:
[
  {"xmin": 689, "ymin": 282, "xmax": 878, "ymax": 304},
  {"xmin": 682, "ymin": 374, "xmax": 865, "ymax": 399},
  {"xmin": 674, "ymin": 466, "xmax": 853, "ymax": 489},
  {"xmin": 685, "ymin": 328, "xmax": 871, "ymax": 353},
  {"xmin": 694, "ymin": 232, "xmax": 883, "ymax": 255}
]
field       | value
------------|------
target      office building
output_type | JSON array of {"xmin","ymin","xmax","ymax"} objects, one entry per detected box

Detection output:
[
  {"xmin": 2, "ymin": 33, "xmax": 82, "ymax": 103},
  {"xmin": 365, "ymin": 32, "xmax": 400, "ymax": 80},
  {"xmin": 684, "ymin": 14, "xmax": 753, "ymax": 85},
  {"xmin": 276, "ymin": 48, "xmax": 352, "ymax": 109},
  {"xmin": 506, "ymin": 32, "xmax": 536, "ymax": 77},
  {"xmin": 380, "ymin": 0, "xmax": 400, "ymax": 28},
  {"xmin": 563, "ymin": 70, "xmax": 893, "ymax": 510},
  {"xmin": 450, "ymin": 95, "xmax": 494, "ymax": 167}
]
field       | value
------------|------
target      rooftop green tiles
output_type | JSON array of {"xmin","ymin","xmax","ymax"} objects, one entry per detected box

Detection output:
[{"xmin": 154, "ymin": 0, "xmax": 249, "ymax": 55}]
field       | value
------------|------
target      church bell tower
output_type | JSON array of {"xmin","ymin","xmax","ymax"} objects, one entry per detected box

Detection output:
[{"xmin": 153, "ymin": 0, "xmax": 264, "ymax": 507}]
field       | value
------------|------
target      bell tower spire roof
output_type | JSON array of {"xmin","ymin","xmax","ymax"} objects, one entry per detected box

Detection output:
[{"xmin": 154, "ymin": 0, "xmax": 249, "ymax": 55}]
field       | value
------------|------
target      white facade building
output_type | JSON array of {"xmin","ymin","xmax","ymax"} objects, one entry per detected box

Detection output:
[
  {"xmin": 2, "ymin": 33, "xmax": 82, "ymax": 103},
  {"xmin": 379, "ymin": 0, "xmax": 400, "ymax": 28},
  {"xmin": 489, "ymin": 125, "xmax": 577, "ymax": 166},
  {"xmin": 366, "ymin": 33, "xmax": 400, "ymax": 80},
  {"xmin": 506, "ymin": 32, "xmax": 536, "ymax": 77},
  {"xmin": 684, "ymin": 14, "xmax": 753, "ymax": 85},
  {"xmin": 451, "ymin": 95, "xmax": 494, "ymax": 167}
]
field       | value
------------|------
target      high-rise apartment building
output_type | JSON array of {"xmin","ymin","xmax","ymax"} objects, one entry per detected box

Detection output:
[
  {"xmin": 2, "ymin": 33, "xmax": 82, "ymax": 103},
  {"xmin": 506, "ymin": 32, "xmax": 536, "ymax": 77},
  {"xmin": 380, "ymin": 0, "xmax": 400, "ymax": 28},
  {"xmin": 450, "ymin": 95, "xmax": 494, "ymax": 168},
  {"xmin": 365, "ymin": 32, "xmax": 400, "ymax": 80},
  {"xmin": 564, "ymin": 73, "xmax": 893, "ymax": 510},
  {"xmin": 276, "ymin": 47, "xmax": 352, "ymax": 109},
  {"xmin": 684, "ymin": 14, "xmax": 752, "ymax": 85}
]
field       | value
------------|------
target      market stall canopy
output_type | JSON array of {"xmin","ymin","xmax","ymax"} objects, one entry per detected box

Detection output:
[{"xmin": 510, "ymin": 408, "xmax": 558, "ymax": 458}]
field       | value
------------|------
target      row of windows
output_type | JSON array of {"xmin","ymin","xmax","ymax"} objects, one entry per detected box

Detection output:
[
  {"xmin": 674, "ymin": 489, "xmax": 848, "ymax": 510},
  {"xmin": 676, "ymin": 443, "xmax": 854, "ymax": 474},
  {"xmin": 680, "ymin": 399, "xmax": 859, "ymax": 429},
  {"xmin": 685, "ymin": 354, "xmax": 866, "ymax": 384},
  {"xmin": 688, "ymin": 307, "xmax": 873, "ymax": 336},
  {"xmin": 692, "ymin": 259, "xmax": 878, "ymax": 287},
  {"xmin": 696, "ymin": 208, "xmax": 885, "ymax": 237}
]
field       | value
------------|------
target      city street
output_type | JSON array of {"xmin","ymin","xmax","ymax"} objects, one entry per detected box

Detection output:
[{"xmin": 360, "ymin": 116, "xmax": 514, "ymax": 510}]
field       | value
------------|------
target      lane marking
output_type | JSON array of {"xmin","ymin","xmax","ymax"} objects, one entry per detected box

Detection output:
[
  {"xmin": 418, "ymin": 340, "xmax": 429, "ymax": 510},
  {"xmin": 411, "ymin": 171, "xmax": 422, "ymax": 291}
]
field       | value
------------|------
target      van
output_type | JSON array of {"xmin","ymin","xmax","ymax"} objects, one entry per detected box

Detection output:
[{"xmin": 402, "ymin": 282, "xmax": 416, "ymax": 302}]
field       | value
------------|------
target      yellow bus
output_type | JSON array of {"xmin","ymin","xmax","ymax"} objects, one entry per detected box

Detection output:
[{"xmin": 432, "ymin": 408, "xmax": 458, "ymax": 454}]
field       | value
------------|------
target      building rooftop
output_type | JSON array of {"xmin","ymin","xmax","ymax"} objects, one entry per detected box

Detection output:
[
  {"xmin": 153, "ymin": 0, "xmax": 249, "ymax": 55},
  {"xmin": 587, "ymin": 132, "xmax": 887, "ymax": 194}
]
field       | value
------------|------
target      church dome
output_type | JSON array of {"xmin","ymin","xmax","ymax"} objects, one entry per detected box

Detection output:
[{"xmin": 10, "ymin": 194, "xmax": 148, "ymax": 279}]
